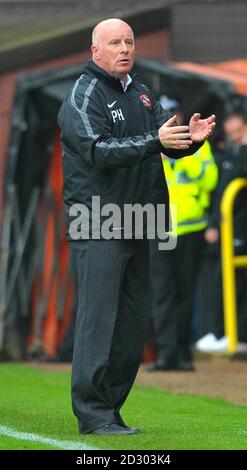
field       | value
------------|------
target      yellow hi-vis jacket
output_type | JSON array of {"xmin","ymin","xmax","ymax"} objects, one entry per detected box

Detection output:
[{"xmin": 163, "ymin": 141, "xmax": 218, "ymax": 236}]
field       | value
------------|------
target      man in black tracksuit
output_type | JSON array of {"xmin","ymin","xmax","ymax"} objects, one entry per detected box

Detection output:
[{"xmin": 58, "ymin": 18, "xmax": 215, "ymax": 435}]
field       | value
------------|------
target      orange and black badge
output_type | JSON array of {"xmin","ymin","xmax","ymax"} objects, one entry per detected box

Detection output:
[{"xmin": 139, "ymin": 93, "xmax": 152, "ymax": 109}]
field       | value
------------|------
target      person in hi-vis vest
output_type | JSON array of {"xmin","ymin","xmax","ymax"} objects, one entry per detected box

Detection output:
[{"xmin": 148, "ymin": 98, "xmax": 218, "ymax": 372}]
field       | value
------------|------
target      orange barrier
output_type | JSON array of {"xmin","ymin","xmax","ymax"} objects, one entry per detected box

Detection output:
[
  {"xmin": 172, "ymin": 60, "xmax": 247, "ymax": 95},
  {"xmin": 211, "ymin": 59, "xmax": 247, "ymax": 78},
  {"xmin": 42, "ymin": 129, "xmax": 74, "ymax": 356},
  {"xmin": 29, "ymin": 129, "xmax": 74, "ymax": 358}
]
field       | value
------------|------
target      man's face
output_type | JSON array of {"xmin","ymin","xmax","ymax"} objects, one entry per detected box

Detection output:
[
  {"xmin": 224, "ymin": 116, "xmax": 247, "ymax": 146},
  {"xmin": 92, "ymin": 23, "xmax": 135, "ymax": 79}
]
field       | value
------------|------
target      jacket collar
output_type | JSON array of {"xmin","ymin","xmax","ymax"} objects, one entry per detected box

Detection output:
[{"xmin": 84, "ymin": 59, "xmax": 133, "ymax": 91}]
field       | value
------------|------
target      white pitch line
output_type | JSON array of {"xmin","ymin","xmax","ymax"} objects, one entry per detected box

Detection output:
[{"xmin": 0, "ymin": 425, "xmax": 97, "ymax": 450}]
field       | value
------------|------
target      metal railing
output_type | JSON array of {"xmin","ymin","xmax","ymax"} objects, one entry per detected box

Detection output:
[{"xmin": 220, "ymin": 178, "xmax": 247, "ymax": 353}]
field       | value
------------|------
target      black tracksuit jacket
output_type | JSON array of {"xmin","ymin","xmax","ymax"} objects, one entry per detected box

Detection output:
[{"xmin": 58, "ymin": 59, "xmax": 202, "ymax": 239}]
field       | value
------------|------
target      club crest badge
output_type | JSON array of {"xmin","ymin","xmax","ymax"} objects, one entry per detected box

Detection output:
[{"xmin": 139, "ymin": 93, "xmax": 152, "ymax": 109}]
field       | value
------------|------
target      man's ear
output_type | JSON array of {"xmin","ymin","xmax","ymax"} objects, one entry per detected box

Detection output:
[{"xmin": 91, "ymin": 44, "xmax": 100, "ymax": 60}]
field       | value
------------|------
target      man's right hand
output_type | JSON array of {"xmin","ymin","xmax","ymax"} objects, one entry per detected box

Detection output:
[{"xmin": 158, "ymin": 115, "xmax": 193, "ymax": 150}]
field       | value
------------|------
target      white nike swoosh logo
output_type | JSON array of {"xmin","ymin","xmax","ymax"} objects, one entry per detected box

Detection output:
[{"xmin": 107, "ymin": 100, "xmax": 117, "ymax": 108}]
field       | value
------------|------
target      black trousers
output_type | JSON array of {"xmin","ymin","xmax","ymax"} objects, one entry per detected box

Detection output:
[
  {"xmin": 149, "ymin": 230, "xmax": 205, "ymax": 365},
  {"xmin": 70, "ymin": 239, "xmax": 150, "ymax": 433}
]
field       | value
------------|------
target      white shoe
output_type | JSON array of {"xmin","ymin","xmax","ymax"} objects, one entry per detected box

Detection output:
[
  {"xmin": 197, "ymin": 337, "xmax": 247, "ymax": 354},
  {"xmin": 209, "ymin": 336, "xmax": 228, "ymax": 352},
  {"xmin": 195, "ymin": 333, "xmax": 217, "ymax": 352}
]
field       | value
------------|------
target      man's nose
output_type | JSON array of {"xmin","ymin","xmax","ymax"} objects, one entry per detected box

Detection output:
[{"xmin": 120, "ymin": 41, "xmax": 129, "ymax": 53}]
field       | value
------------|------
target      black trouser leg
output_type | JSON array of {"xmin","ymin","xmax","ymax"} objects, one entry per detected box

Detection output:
[
  {"xmin": 110, "ymin": 240, "xmax": 151, "ymax": 424},
  {"xmin": 197, "ymin": 254, "xmax": 224, "ymax": 339},
  {"xmin": 70, "ymin": 239, "xmax": 150, "ymax": 433},
  {"xmin": 175, "ymin": 231, "xmax": 205, "ymax": 362},
  {"xmin": 149, "ymin": 239, "xmax": 178, "ymax": 366},
  {"xmin": 150, "ymin": 231, "xmax": 204, "ymax": 365}
]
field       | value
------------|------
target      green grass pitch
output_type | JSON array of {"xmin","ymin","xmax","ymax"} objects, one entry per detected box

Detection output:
[{"xmin": 1, "ymin": 364, "xmax": 247, "ymax": 450}]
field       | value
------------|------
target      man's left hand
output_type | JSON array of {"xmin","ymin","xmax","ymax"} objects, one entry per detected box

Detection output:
[{"xmin": 189, "ymin": 113, "xmax": 216, "ymax": 142}]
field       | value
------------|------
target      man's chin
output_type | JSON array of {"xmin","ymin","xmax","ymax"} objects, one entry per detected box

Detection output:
[{"xmin": 115, "ymin": 65, "xmax": 132, "ymax": 76}]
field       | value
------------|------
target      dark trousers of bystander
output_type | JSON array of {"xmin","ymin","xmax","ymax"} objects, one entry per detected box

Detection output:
[{"xmin": 149, "ymin": 230, "xmax": 205, "ymax": 367}]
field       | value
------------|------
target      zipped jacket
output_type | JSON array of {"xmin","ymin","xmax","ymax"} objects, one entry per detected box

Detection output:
[{"xmin": 58, "ymin": 59, "xmax": 202, "ymax": 239}]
